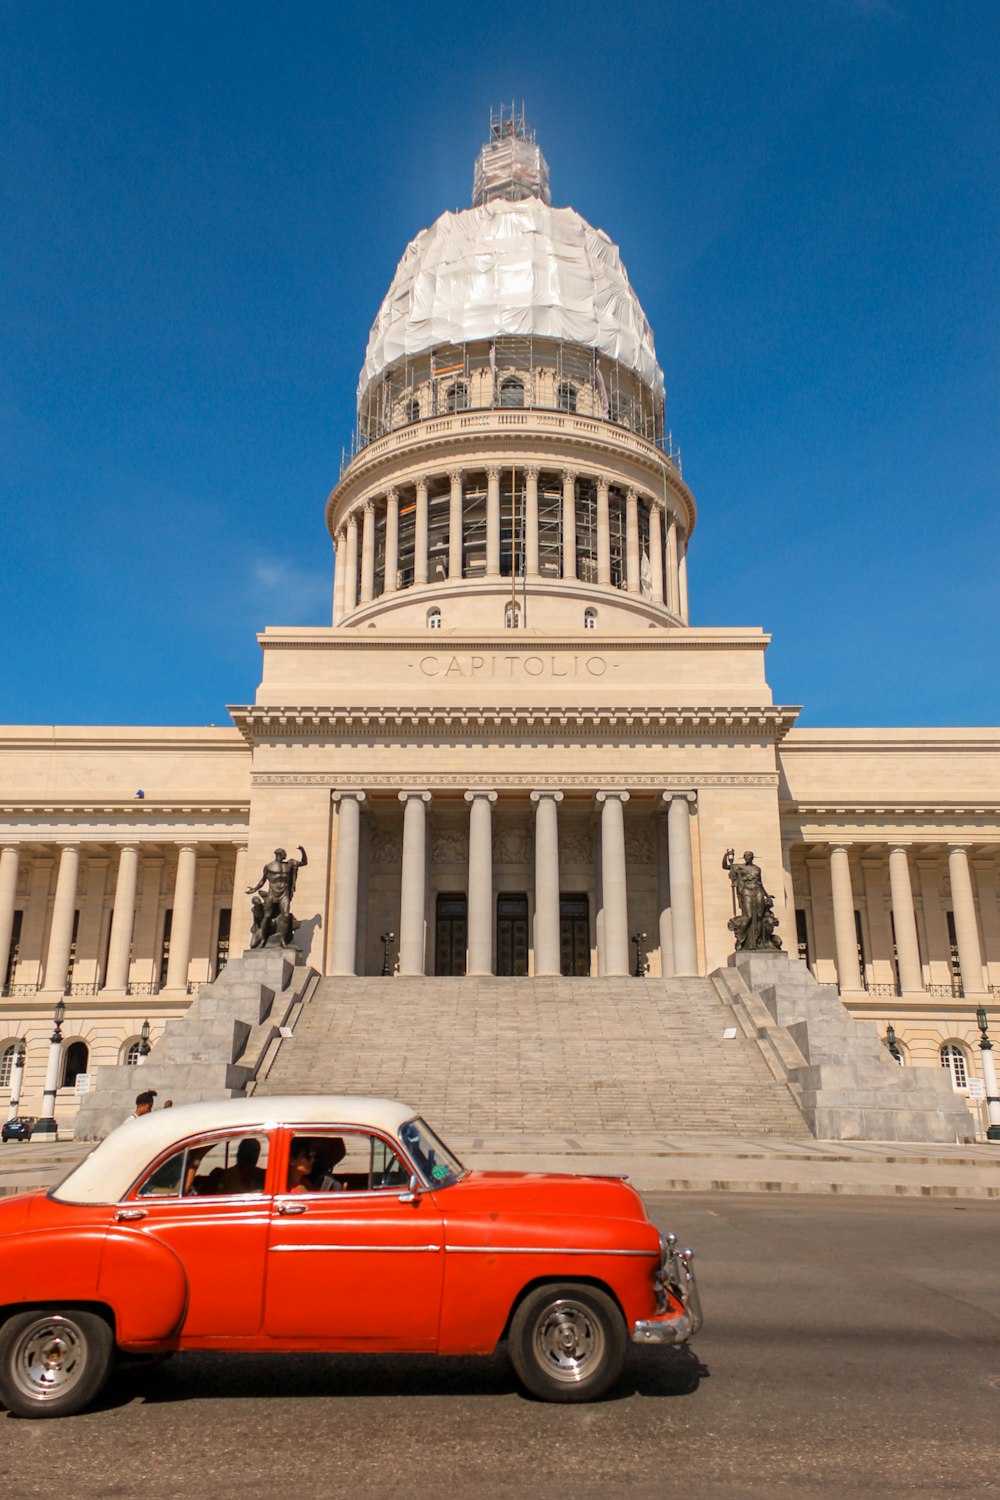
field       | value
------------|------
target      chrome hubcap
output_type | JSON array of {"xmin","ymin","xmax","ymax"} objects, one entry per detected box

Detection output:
[
  {"xmin": 534, "ymin": 1300, "xmax": 604, "ymax": 1384},
  {"xmin": 12, "ymin": 1317, "xmax": 87, "ymax": 1403}
]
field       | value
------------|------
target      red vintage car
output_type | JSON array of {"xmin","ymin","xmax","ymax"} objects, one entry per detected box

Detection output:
[{"xmin": 0, "ymin": 1096, "xmax": 701, "ymax": 1417}]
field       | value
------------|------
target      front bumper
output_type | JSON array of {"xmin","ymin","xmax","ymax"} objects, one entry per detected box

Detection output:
[{"xmin": 632, "ymin": 1236, "xmax": 702, "ymax": 1346}]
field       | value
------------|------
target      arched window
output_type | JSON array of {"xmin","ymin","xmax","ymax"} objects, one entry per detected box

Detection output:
[
  {"xmin": 446, "ymin": 381, "xmax": 469, "ymax": 413},
  {"xmin": 941, "ymin": 1042, "xmax": 969, "ymax": 1091},
  {"xmin": 0, "ymin": 1044, "xmax": 15, "ymax": 1088},
  {"xmin": 556, "ymin": 381, "xmax": 577, "ymax": 413},
  {"xmin": 62, "ymin": 1041, "xmax": 89, "ymax": 1089},
  {"xmin": 123, "ymin": 1039, "xmax": 143, "ymax": 1066},
  {"xmin": 499, "ymin": 377, "xmax": 524, "ymax": 409},
  {"xmin": 427, "ymin": 608, "xmax": 442, "ymax": 630},
  {"xmin": 404, "ymin": 398, "xmax": 420, "ymax": 424},
  {"xmin": 504, "ymin": 602, "xmax": 520, "ymax": 629},
  {"xmin": 584, "ymin": 608, "xmax": 597, "ymax": 630}
]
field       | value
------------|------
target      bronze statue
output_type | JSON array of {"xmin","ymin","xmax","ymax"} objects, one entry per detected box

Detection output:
[
  {"xmin": 723, "ymin": 848, "xmax": 783, "ymax": 952},
  {"xmin": 247, "ymin": 846, "xmax": 308, "ymax": 949}
]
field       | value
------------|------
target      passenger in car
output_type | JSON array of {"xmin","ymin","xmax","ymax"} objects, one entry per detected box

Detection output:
[
  {"xmin": 286, "ymin": 1141, "xmax": 318, "ymax": 1192},
  {"xmin": 219, "ymin": 1138, "xmax": 266, "ymax": 1194},
  {"xmin": 308, "ymin": 1137, "xmax": 347, "ymax": 1192}
]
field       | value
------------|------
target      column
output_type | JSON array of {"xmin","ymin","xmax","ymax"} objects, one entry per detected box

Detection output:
[
  {"xmin": 0, "ymin": 845, "xmax": 20, "ymax": 992},
  {"xmin": 625, "ymin": 489, "xmax": 640, "ymax": 594},
  {"xmin": 105, "ymin": 844, "xmax": 140, "ymax": 991},
  {"xmin": 663, "ymin": 793, "xmax": 698, "ymax": 975},
  {"xmin": 330, "ymin": 791, "xmax": 366, "ymax": 975},
  {"xmin": 916, "ymin": 857, "xmax": 951, "ymax": 987},
  {"xmin": 43, "ymin": 844, "xmax": 80, "ymax": 993},
  {"xmin": 360, "ymin": 500, "xmax": 376, "ymax": 603},
  {"xmin": 562, "ymin": 470, "xmax": 577, "ymax": 581},
  {"xmin": 165, "ymin": 845, "xmax": 198, "ymax": 991},
  {"xmin": 465, "ymin": 790, "xmax": 497, "ymax": 976},
  {"xmin": 414, "ymin": 478, "xmax": 429, "ymax": 586},
  {"xmin": 829, "ymin": 844, "xmax": 863, "ymax": 992},
  {"xmin": 656, "ymin": 813, "xmax": 673, "ymax": 977},
  {"xmin": 649, "ymin": 501, "xmax": 665, "ymax": 605},
  {"xmin": 6, "ymin": 1040, "xmax": 25, "ymax": 1121},
  {"xmin": 665, "ymin": 513, "xmax": 680, "ymax": 615},
  {"xmin": 398, "ymin": 791, "xmax": 431, "ymax": 975},
  {"xmin": 597, "ymin": 791, "xmax": 630, "ymax": 976},
  {"xmin": 525, "ymin": 466, "xmax": 540, "ymax": 577},
  {"xmin": 343, "ymin": 512, "xmax": 359, "ymax": 613},
  {"xmin": 448, "ymin": 471, "xmax": 463, "ymax": 580},
  {"xmin": 888, "ymin": 845, "xmax": 924, "ymax": 994},
  {"xmin": 230, "ymin": 845, "xmax": 249, "ymax": 954},
  {"xmin": 678, "ymin": 533, "xmax": 689, "ymax": 623},
  {"xmin": 973, "ymin": 860, "xmax": 1000, "ymax": 989},
  {"xmin": 949, "ymin": 846, "xmax": 987, "ymax": 996},
  {"xmin": 486, "ymin": 467, "xmax": 501, "ymax": 578},
  {"xmin": 530, "ymin": 790, "xmax": 563, "ymax": 977},
  {"xmin": 384, "ymin": 489, "xmax": 399, "ymax": 594},
  {"xmin": 332, "ymin": 530, "xmax": 346, "ymax": 624},
  {"xmin": 596, "ymin": 478, "xmax": 611, "ymax": 586}
]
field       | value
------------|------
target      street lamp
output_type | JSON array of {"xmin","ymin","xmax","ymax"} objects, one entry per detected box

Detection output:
[
  {"xmin": 975, "ymin": 1006, "xmax": 1000, "ymax": 1142},
  {"xmin": 6, "ymin": 1038, "xmax": 26, "ymax": 1122},
  {"xmin": 380, "ymin": 932, "xmax": 395, "ymax": 977},
  {"xmin": 631, "ymin": 931, "xmax": 648, "ymax": 979},
  {"xmin": 884, "ymin": 1023, "xmax": 903, "ymax": 1064},
  {"xmin": 138, "ymin": 1018, "xmax": 151, "ymax": 1064},
  {"xmin": 33, "ymin": 999, "xmax": 66, "ymax": 1141}
]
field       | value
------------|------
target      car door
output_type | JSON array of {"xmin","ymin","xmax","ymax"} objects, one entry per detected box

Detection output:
[
  {"xmin": 120, "ymin": 1129, "xmax": 273, "ymax": 1338},
  {"xmin": 263, "ymin": 1128, "xmax": 444, "ymax": 1349}
]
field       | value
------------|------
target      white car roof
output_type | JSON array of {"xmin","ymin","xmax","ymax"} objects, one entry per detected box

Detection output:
[{"xmin": 51, "ymin": 1095, "xmax": 421, "ymax": 1206}]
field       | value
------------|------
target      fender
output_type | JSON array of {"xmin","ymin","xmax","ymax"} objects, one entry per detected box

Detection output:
[
  {"xmin": 0, "ymin": 1228, "xmax": 107, "ymax": 1310},
  {"xmin": 98, "ymin": 1229, "xmax": 189, "ymax": 1343}
]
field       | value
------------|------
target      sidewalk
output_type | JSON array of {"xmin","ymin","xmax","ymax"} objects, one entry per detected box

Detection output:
[{"xmin": 2, "ymin": 1131, "xmax": 998, "ymax": 1199}]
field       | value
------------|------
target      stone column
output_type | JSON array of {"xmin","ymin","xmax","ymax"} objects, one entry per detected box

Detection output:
[
  {"xmin": 597, "ymin": 791, "xmax": 630, "ymax": 975},
  {"xmin": 562, "ymin": 470, "xmax": 577, "ymax": 581},
  {"xmin": 530, "ymin": 790, "xmax": 563, "ymax": 977},
  {"xmin": 888, "ymin": 845, "xmax": 924, "ymax": 994},
  {"xmin": 360, "ymin": 500, "xmax": 376, "ymax": 603},
  {"xmin": 625, "ymin": 489, "xmax": 640, "ymax": 594},
  {"xmin": 381, "ymin": 489, "xmax": 399, "ymax": 595},
  {"xmin": 332, "ymin": 529, "xmax": 346, "ymax": 624},
  {"xmin": 343, "ymin": 513, "xmax": 359, "ymax": 614},
  {"xmin": 330, "ymin": 791, "xmax": 366, "ymax": 975},
  {"xmin": 486, "ymin": 467, "xmax": 501, "ymax": 578},
  {"xmin": 398, "ymin": 791, "xmax": 431, "ymax": 975},
  {"xmin": 649, "ymin": 501, "xmax": 665, "ymax": 605},
  {"xmin": 829, "ymin": 844, "xmax": 863, "ymax": 992},
  {"xmin": 465, "ymin": 790, "xmax": 497, "ymax": 976},
  {"xmin": 973, "ymin": 860, "xmax": 1000, "ymax": 991},
  {"xmin": 414, "ymin": 478, "xmax": 429, "ymax": 586},
  {"xmin": 0, "ymin": 845, "xmax": 20, "ymax": 992},
  {"xmin": 596, "ymin": 478, "xmax": 611, "ymax": 586},
  {"xmin": 43, "ymin": 844, "xmax": 80, "ymax": 993},
  {"xmin": 165, "ymin": 844, "xmax": 198, "ymax": 991},
  {"xmin": 656, "ymin": 814, "xmax": 673, "ymax": 976},
  {"xmin": 448, "ymin": 470, "xmax": 464, "ymax": 580},
  {"xmin": 949, "ymin": 846, "xmax": 987, "ymax": 996},
  {"xmin": 678, "ymin": 534, "xmax": 689, "ymax": 623},
  {"xmin": 665, "ymin": 514, "xmax": 680, "ymax": 615},
  {"xmin": 525, "ymin": 466, "xmax": 540, "ymax": 577},
  {"xmin": 230, "ymin": 845, "xmax": 249, "ymax": 952},
  {"xmin": 663, "ymin": 793, "xmax": 698, "ymax": 975},
  {"xmin": 105, "ymin": 844, "xmax": 140, "ymax": 991}
]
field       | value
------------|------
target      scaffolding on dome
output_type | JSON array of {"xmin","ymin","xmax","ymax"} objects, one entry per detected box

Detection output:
[{"xmin": 472, "ymin": 103, "xmax": 551, "ymax": 207}]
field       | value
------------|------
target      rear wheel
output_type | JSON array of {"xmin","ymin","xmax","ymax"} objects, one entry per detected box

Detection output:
[
  {"xmin": 508, "ymin": 1283, "xmax": 627, "ymax": 1402},
  {"xmin": 0, "ymin": 1308, "xmax": 114, "ymax": 1418}
]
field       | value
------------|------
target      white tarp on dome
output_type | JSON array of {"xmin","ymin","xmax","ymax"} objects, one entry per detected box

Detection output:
[{"xmin": 358, "ymin": 198, "xmax": 663, "ymax": 406}]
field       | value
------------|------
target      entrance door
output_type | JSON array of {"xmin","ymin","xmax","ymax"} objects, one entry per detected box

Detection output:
[
  {"xmin": 435, "ymin": 893, "xmax": 467, "ymax": 975},
  {"xmin": 496, "ymin": 894, "xmax": 529, "ymax": 976},
  {"xmin": 560, "ymin": 894, "xmax": 591, "ymax": 976}
]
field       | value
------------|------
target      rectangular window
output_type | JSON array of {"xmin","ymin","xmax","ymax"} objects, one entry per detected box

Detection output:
[
  {"xmin": 3, "ymin": 911, "xmax": 22, "ymax": 992},
  {"xmin": 215, "ymin": 908, "xmax": 232, "ymax": 977},
  {"xmin": 158, "ymin": 909, "xmax": 173, "ymax": 990},
  {"xmin": 795, "ymin": 908, "xmax": 811, "ymax": 972}
]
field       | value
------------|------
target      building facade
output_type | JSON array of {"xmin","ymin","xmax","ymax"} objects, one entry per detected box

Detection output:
[{"xmin": 2, "ymin": 112, "xmax": 998, "ymax": 1131}]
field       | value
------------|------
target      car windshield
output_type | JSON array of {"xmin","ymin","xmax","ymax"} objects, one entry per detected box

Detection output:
[{"xmin": 398, "ymin": 1118, "xmax": 465, "ymax": 1189}]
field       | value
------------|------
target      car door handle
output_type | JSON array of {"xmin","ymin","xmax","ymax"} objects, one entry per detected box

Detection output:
[
  {"xmin": 277, "ymin": 1201, "xmax": 307, "ymax": 1215},
  {"xmin": 114, "ymin": 1208, "xmax": 147, "ymax": 1222}
]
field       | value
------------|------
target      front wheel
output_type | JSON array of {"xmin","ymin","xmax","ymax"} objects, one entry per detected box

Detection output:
[
  {"xmin": 508, "ymin": 1284, "xmax": 627, "ymax": 1402},
  {"xmin": 0, "ymin": 1308, "xmax": 114, "ymax": 1418}
]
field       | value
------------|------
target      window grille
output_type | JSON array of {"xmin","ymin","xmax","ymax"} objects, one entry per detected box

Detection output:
[{"xmin": 941, "ymin": 1043, "xmax": 969, "ymax": 1091}]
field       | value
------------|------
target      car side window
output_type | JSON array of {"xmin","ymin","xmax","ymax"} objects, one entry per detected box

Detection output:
[
  {"xmin": 137, "ymin": 1134, "xmax": 270, "ymax": 1198},
  {"xmin": 285, "ymin": 1132, "xmax": 409, "ymax": 1194}
]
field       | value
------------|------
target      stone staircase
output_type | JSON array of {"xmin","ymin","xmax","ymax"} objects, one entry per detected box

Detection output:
[{"xmin": 257, "ymin": 975, "xmax": 811, "ymax": 1139}]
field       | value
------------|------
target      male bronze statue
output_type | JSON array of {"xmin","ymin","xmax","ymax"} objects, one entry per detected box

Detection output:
[{"xmin": 247, "ymin": 846, "xmax": 308, "ymax": 949}]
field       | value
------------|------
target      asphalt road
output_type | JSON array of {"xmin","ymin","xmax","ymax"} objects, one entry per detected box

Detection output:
[{"xmin": 1, "ymin": 1194, "xmax": 997, "ymax": 1500}]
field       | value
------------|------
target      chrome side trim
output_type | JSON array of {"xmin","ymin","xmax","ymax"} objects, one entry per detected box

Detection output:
[
  {"xmin": 444, "ymin": 1245, "xmax": 658, "ymax": 1257},
  {"xmin": 270, "ymin": 1243, "xmax": 441, "ymax": 1253}
]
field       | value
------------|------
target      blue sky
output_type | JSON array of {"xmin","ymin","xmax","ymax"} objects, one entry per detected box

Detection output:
[{"xmin": 2, "ymin": 0, "xmax": 997, "ymax": 727}]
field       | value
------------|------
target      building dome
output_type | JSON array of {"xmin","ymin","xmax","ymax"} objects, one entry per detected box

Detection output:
[{"xmin": 358, "ymin": 198, "xmax": 664, "ymax": 411}]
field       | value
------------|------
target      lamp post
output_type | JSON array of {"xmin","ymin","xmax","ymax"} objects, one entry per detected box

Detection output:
[
  {"xmin": 33, "ymin": 999, "xmax": 66, "ymax": 1141},
  {"xmin": 6, "ymin": 1038, "xmax": 26, "ymax": 1122},
  {"xmin": 884, "ymin": 1023, "xmax": 903, "ymax": 1064},
  {"xmin": 380, "ymin": 931, "xmax": 395, "ymax": 977},
  {"xmin": 137, "ymin": 1018, "xmax": 151, "ymax": 1065},
  {"xmin": 631, "ymin": 931, "xmax": 648, "ymax": 979},
  {"xmin": 975, "ymin": 1006, "xmax": 1000, "ymax": 1142}
]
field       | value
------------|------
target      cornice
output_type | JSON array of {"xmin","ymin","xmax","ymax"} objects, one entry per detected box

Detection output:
[
  {"xmin": 229, "ymin": 703, "xmax": 799, "ymax": 746},
  {"xmin": 781, "ymin": 801, "xmax": 1000, "ymax": 818},
  {"xmin": 252, "ymin": 771, "xmax": 779, "ymax": 789},
  {"xmin": 253, "ymin": 631, "xmax": 771, "ymax": 653},
  {"xmin": 0, "ymin": 801, "xmax": 249, "ymax": 817}
]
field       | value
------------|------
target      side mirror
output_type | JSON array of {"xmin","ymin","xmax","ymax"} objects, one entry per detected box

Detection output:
[{"xmin": 399, "ymin": 1173, "xmax": 422, "ymax": 1204}]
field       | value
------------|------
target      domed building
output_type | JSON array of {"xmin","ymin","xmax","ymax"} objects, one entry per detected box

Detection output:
[{"xmin": 1, "ymin": 110, "xmax": 998, "ymax": 1140}]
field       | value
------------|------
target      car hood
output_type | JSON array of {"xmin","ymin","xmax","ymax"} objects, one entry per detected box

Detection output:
[
  {"xmin": 438, "ymin": 1169, "xmax": 654, "ymax": 1232},
  {"xmin": 0, "ymin": 1190, "xmax": 46, "ymax": 1236}
]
